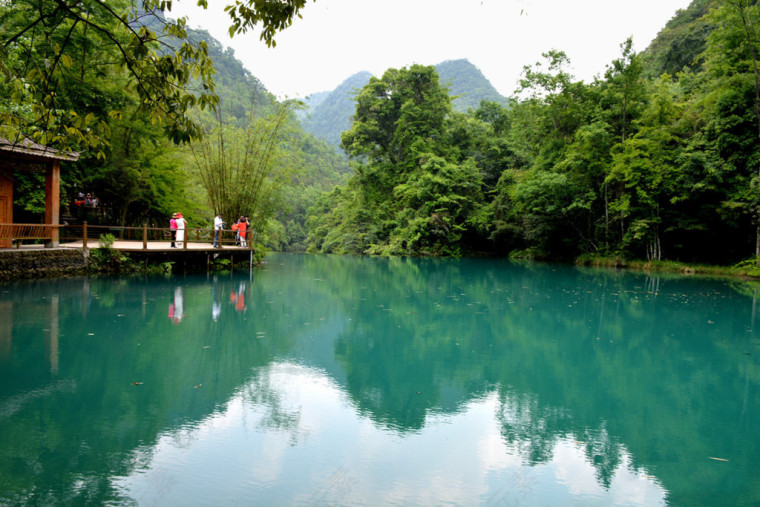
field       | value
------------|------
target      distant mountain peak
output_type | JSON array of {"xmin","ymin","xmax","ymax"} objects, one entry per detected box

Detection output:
[{"xmin": 300, "ymin": 61, "xmax": 508, "ymax": 148}]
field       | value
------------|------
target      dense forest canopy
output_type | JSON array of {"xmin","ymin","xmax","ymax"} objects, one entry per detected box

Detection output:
[
  {"xmin": 2, "ymin": 0, "xmax": 760, "ymax": 266},
  {"xmin": 0, "ymin": 0, "xmax": 344, "ymax": 252},
  {"xmin": 306, "ymin": 0, "xmax": 760, "ymax": 265}
]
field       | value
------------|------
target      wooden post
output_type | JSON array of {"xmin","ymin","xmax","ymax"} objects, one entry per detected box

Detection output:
[
  {"xmin": 142, "ymin": 223, "xmax": 148, "ymax": 249},
  {"xmin": 83, "ymin": 221, "xmax": 88, "ymax": 249},
  {"xmin": 44, "ymin": 161, "xmax": 60, "ymax": 247}
]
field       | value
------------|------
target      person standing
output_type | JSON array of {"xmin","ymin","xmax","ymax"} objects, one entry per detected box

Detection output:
[
  {"xmin": 213, "ymin": 212, "xmax": 224, "ymax": 248},
  {"xmin": 231, "ymin": 217, "xmax": 240, "ymax": 245},
  {"xmin": 175, "ymin": 212, "xmax": 187, "ymax": 248},
  {"xmin": 170, "ymin": 213, "xmax": 178, "ymax": 247},
  {"xmin": 237, "ymin": 215, "xmax": 248, "ymax": 247}
]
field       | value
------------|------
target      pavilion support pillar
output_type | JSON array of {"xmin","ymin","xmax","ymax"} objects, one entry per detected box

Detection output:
[{"xmin": 44, "ymin": 160, "xmax": 60, "ymax": 247}]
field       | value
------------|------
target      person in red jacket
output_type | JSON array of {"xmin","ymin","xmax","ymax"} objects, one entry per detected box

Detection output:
[{"xmin": 237, "ymin": 215, "xmax": 248, "ymax": 247}]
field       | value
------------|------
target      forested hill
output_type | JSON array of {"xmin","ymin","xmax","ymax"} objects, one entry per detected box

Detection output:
[
  {"xmin": 301, "ymin": 59, "xmax": 507, "ymax": 149},
  {"xmin": 305, "ymin": 0, "xmax": 760, "ymax": 265},
  {"xmin": 301, "ymin": 71, "xmax": 374, "ymax": 148},
  {"xmin": 640, "ymin": 0, "xmax": 715, "ymax": 78}
]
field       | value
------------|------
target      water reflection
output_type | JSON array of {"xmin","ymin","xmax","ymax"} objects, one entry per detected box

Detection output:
[
  {"xmin": 169, "ymin": 286, "xmax": 184, "ymax": 324},
  {"xmin": 112, "ymin": 362, "xmax": 667, "ymax": 506},
  {"xmin": 0, "ymin": 255, "xmax": 758, "ymax": 505}
]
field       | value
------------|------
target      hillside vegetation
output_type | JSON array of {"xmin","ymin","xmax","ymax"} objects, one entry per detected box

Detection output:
[
  {"xmin": 1, "ymin": 2, "xmax": 349, "ymax": 252},
  {"xmin": 4, "ymin": 0, "xmax": 759, "ymax": 267},
  {"xmin": 305, "ymin": 0, "xmax": 760, "ymax": 266},
  {"xmin": 301, "ymin": 59, "xmax": 509, "ymax": 148}
]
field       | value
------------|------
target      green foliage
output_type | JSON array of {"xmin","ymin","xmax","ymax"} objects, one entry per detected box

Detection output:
[
  {"xmin": 90, "ymin": 233, "xmax": 131, "ymax": 272},
  {"xmin": 188, "ymin": 101, "xmax": 294, "ymax": 236},
  {"xmin": 0, "ymin": 1, "xmax": 218, "ymax": 153},
  {"xmin": 308, "ymin": 65, "xmax": 489, "ymax": 256},
  {"xmin": 640, "ymin": 0, "xmax": 716, "ymax": 78},
  {"xmin": 304, "ymin": 0, "xmax": 760, "ymax": 265},
  {"xmin": 301, "ymin": 59, "xmax": 510, "ymax": 150}
]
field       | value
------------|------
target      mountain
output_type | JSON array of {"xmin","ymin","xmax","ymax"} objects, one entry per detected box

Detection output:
[
  {"xmin": 301, "ymin": 59, "xmax": 507, "ymax": 149},
  {"xmin": 295, "ymin": 90, "xmax": 330, "ymax": 122},
  {"xmin": 300, "ymin": 71, "xmax": 373, "ymax": 148},
  {"xmin": 435, "ymin": 59, "xmax": 509, "ymax": 112}
]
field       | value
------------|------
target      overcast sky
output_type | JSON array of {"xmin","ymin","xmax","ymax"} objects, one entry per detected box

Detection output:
[{"xmin": 168, "ymin": 0, "xmax": 693, "ymax": 100}]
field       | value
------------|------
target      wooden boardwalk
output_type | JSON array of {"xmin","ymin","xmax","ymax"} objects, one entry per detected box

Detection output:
[{"xmin": 58, "ymin": 240, "xmax": 251, "ymax": 252}]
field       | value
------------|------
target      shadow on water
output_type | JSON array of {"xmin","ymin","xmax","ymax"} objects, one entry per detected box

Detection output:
[{"xmin": 0, "ymin": 253, "xmax": 758, "ymax": 505}]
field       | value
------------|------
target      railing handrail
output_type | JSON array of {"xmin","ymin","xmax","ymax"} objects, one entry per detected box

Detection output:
[{"xmin": 0, "ymin": 222, "xmax": 254, "ymax": 250}]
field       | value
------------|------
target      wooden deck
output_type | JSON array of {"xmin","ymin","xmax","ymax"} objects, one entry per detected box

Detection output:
[
  {"xmin": 58, "ymin": 240, "xmax": 251, "ymax": 252},
  {"xmin": 0, "ymin": 222, "xmax": 254, "ymax": 253}
]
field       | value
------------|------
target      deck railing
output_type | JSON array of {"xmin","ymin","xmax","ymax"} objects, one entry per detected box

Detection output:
[{"xmin": 0, "ymin": 222, "xmax": 254, "ymax": 250}]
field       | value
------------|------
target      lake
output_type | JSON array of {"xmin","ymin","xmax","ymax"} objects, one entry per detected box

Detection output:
[{"xmin": 1, "ymin": 253, "xmax": 758, "ymax": 505}]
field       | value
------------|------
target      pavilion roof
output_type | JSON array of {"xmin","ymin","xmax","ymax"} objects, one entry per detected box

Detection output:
[{"xmin": 0, "ymin": 135, "xmax": 79, "ymax": 162}]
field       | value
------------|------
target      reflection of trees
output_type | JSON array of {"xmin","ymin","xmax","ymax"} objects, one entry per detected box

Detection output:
[
  {"xmin": 0, "ymin": 273, "xmax": 301, "ymax": 504},
  {"xmin": 296, "ymin": 254, "xmax": 760, "ymax": 501},
  {"xmin": 580, "ymin": 427, "xmax": 623, "ymax": 490},
  {"xmin": 496, "ymin": 390, "xmax": 569, "ymax": 465},
  {"xmin": 238, "ymin": 367, "xmax": 303, "ymax": 446},
  {"xmin": 495, "ymin": 390, "xmax": 623, "ymax": 489},
  {"xmin": 2, "ymin": 256, "xmax": 760, "ymax": 505}
]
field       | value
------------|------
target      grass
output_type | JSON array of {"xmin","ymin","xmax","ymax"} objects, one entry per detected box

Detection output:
[{"xmin": 575, "ymin": 255, "xmax": 760, "ymax": 280}]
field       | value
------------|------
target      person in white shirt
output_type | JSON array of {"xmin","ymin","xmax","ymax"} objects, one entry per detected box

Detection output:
[
  {"xmin": 213, "ymin": 212, "xmax": 224, "ymax": 248},
  {"xmin": 175, "ymin": 213, "xmax": 187, "ymax": 247}
]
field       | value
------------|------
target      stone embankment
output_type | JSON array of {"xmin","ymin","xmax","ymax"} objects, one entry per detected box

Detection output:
[{"xmin": 0, "ymin": 248, "xmax": 90, "ymax": 280}]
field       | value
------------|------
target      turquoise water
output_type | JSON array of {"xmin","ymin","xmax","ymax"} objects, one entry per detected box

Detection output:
[{"xmin": 1, "ymin": 253, "xmax": 758, "ymax": 505}]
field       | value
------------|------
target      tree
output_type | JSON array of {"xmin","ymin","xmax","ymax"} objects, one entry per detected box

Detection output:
[
  {"xmin": 0, "ymin": 0, "xmax": 313, "ymax": 153},
  {"xmin": 605, "ymin": 75, "xmax": 683, "ymax": 260},
  {"xmin": 700, "ymin": 0, "xmax": 760, "ymax": 258},
  {"xmin": 308, "ymin": 65, "xmax": 489, "ymax": 256},
  {"xmin": 187, "ymin": 101, "xmax": 294, "ymax": 243},
  {"xmin": 601, "ymin": 37, "xmax": 647, "ymax": 144}
]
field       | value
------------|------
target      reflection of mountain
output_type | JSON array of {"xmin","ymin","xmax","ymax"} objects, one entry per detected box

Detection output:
[{"xmin": 0, "ymin": 255, "xmax": 758, "ymax": 505}]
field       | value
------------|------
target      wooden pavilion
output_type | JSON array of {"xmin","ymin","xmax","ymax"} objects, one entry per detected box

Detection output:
[{"xmin": 0, "ymin": 135, "xmax": 79, "ymax": 248}]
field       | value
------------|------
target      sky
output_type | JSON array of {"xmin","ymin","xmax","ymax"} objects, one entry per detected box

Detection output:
[{"xmin": 167, "ymin": 0, "xmax": 694, "ymax": 100}]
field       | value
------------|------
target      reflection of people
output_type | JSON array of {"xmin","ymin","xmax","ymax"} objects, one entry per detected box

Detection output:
[
  {"xmin": 170, "ymin": 213, "xmax": 178, "ymax": 248},
  {"xmin": 175, "ymin": 213, "xmax": 186, "ymax": 247},
  {"xmin": 230, "ymin": 282, "xmax": 246, "ymax": 312},
  {"xmin": 212, "ymin": 276, "xmax": 221, "ymax": 321},
  {"xmin": 170, "ymin": 286, "xmax": 184, "ymax": 324},
  {"xmin": 213, "ymin": 212, "xmax": 224, "ymax": 248}
]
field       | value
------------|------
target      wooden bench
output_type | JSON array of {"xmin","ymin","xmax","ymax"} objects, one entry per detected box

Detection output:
[{"xmin": 0, "ymin": 223, "xmax": 57, "ymax": 248}]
